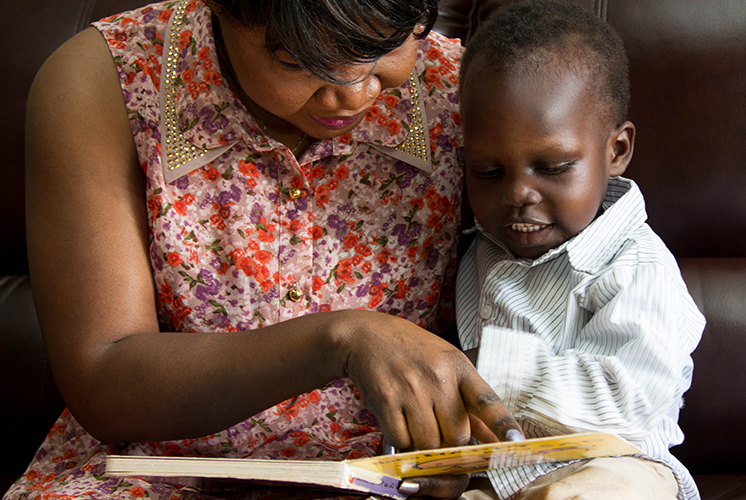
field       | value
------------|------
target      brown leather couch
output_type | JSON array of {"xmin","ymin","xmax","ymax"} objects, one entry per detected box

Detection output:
[{"xmin": 1, "ymin": 0, "xmax": 745, "ymax": 498}]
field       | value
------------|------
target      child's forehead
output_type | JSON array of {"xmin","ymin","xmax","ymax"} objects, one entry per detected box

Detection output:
[{"xmin": 463, "ymin": 50, "xmax": 614, "ymax": 128}]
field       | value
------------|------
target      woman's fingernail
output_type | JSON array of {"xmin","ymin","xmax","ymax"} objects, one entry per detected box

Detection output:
[
  {"xmin": 398, "ymin": 480, "xmax": 420, "ymax": 496},
  {"xmin": 504, "ymin": 429, "xmax": 526, "ymax": 442}
]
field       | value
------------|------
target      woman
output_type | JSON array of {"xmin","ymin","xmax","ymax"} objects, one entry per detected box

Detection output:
[{"xmin": 7, "ymin": 0, "xmax": 520, "ymax": 498}]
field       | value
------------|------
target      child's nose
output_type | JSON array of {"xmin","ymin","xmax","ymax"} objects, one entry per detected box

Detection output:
[{"xmin": 501, "ymin": 176, "xmax": 541, "ymax": 208}]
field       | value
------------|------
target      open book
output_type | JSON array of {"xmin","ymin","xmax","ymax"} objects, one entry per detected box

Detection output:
[{"xmin": 106, "ymin": 432, "xmax": 640, "ymax": 499}]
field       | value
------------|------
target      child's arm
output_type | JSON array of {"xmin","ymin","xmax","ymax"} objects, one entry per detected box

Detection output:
[{"xmin": 475, "ymin": 260, "xmax": 704, "ymax": 447}]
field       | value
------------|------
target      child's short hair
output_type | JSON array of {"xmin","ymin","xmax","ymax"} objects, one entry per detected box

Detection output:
[{"xmin": 460, "ymin": 0, "xmax": 630, "ymax": 125}]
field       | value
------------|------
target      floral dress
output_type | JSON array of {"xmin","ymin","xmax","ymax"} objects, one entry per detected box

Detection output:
[{"xmin": 4, "ymin": 1, "xmax": 464, "ymax": 499}]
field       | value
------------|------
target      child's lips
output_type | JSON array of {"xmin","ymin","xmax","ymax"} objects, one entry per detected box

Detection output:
[{"xmin": 510, "ymin": 222, "xmax": 548, "ymax": 233}]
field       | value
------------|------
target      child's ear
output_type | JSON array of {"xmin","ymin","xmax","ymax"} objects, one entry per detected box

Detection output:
[{"xmin": 608, "ymin": 121, "xmax": 636, "ymax": 177}]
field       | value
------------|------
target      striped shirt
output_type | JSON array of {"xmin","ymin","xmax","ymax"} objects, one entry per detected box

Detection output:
[{"xmin": 456, "ymin": 177, "xmax": 705, "ymax": 500}]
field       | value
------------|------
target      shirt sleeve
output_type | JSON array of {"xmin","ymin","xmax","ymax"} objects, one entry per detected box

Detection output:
[{"xmin": 476, "ymin": 260, "xmax": 705, "ymax": 446}]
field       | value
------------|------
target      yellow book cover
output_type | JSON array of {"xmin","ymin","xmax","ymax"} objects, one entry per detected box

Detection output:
[{"xmin": 106, "ymin": 432, "xmax": 640, "ymax": 499}]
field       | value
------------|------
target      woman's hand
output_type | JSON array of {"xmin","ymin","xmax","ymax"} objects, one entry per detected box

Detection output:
[{"xmin": 336, "ymin": 311, "xmax": 521, "ymax": 451}]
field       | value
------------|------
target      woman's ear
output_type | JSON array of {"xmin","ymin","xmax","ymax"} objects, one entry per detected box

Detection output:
[{"xmin": 608, "ymin": 120, "xmax": 636, "ymax": 177}]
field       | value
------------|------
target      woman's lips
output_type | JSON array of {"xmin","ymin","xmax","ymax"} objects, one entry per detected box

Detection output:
[{"xmin": 309, "ymin": 112, "xmax": 363, "ymax": 130}]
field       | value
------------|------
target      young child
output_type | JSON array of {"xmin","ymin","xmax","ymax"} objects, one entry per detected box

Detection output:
[{"xmin": 456, "ymin": 1, "xmax": 705, "ymax": 499}]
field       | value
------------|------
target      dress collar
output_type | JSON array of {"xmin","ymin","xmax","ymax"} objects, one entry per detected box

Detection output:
[{"xmin": 160, "ymin": 0, "xmax": 432, "ymax": 183}]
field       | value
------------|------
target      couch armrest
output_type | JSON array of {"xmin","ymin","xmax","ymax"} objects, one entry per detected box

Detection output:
[{"xmin": 674, "ymin": 258, "xmax": 746, "ymax": 474}]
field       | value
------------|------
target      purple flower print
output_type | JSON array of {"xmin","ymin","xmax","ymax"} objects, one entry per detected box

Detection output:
[{"xmin": 195, "ymin": 269, "xmax": 220, "ymax": 302}]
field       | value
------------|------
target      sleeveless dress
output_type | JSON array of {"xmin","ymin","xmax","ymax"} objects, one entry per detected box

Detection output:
[{"xmin": 4, "ymin": 1, "xmax": 465, "ymax": 499}]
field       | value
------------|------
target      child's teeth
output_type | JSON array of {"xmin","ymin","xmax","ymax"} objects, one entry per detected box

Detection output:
[{"xmin": 511, "ymin": 223, "xmax": 547, "ymax": 233}]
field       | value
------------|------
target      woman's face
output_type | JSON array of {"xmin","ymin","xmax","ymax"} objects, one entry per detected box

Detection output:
[{"xmin": 217, "ymin": 15, "xmax": 421, "ymax": 139}]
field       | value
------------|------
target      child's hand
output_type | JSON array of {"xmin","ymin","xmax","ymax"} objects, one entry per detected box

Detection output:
[{"xmin": 337, "ymin": 310, "xmax": 522, "ymax": 451}]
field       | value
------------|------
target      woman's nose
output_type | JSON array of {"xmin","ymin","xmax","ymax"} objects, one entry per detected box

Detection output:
[{"xmin": 315, "ymin": 75, "xmax": 382, "ymax": 111}]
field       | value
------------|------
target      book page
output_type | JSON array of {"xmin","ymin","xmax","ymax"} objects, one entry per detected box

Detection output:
[{"xmin": 349, "ymin": 432, "xmax": 640, "ymax": 478}]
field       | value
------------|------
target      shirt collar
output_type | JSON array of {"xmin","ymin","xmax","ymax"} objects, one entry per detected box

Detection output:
[
  {"xmin": 161, "ymin": 0, "xmax": 431, "ymax": 183},
  {"xmin": 474, "ymin": 177, "xmax": 647, "ymax": 273}
]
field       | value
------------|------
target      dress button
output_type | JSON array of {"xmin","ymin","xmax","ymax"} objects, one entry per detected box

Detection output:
[
  {"xmin": 288, "ymin": 288, "xmax": 304, "ymax": 302},
  {"xmin": 479, "ymin": 304, "xmax": 493, "ymax": 319},
  {"xmin": 288, "ymin": 187, "xmax": 302, "ymax": 200}
]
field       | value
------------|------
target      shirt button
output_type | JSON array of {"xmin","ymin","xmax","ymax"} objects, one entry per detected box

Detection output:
[
  {"xmin": 288, "ymin": 188, "xmax": 302, "ymax": 200},
  {"xmin": 479, "ymin": 304, "xmax": 493, "ymax": 319},
  {"xmin": 288, "ymin": 288, "xmax": 304, "ymax": 302}
]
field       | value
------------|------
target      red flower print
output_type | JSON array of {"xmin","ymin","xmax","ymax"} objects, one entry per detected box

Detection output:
[
  {"xmin": 178, "ymin": 30, "xmax": 192, "ymax": 49},
  {"xmin": 369, "ymin": 293, "xmax": 383, "ymax": 308},
  {"xmin": 427, "ymin": 46, "xmax": 442, "ymax": 60},
  {"xmin": 25, "ymin": 470, "xmax": 41, "ymax": 481},
  {"xmin": 288, "ymin": 219, "xmax": 302, "ymax": 233},
  {"xmin": 166, "ymin": 252, "xmax": 182, "ymax": 267},
  {"xmin": 312, "ymin": 276, "xmax": 324, "ymax": 291},
  {"xmin": 184, "ymin": 193, "xmax": 195, "ymax": 204},
  {"xmin": 310, "ymin": 226, "xmax": 325, "ymax": 240},
  {"xmin": 408, "ymin": 246, "xmax": 418, "ymax": 258},
  {"xmin": 157, "ymin": 10, "xmax": 172, "ymax": 23},
  {"xmin": 285, "ymin": 404, "xmax": 299, "ymax": 420},
  {"xmin": 336, "ymin": 259, "xmax": 355, "ymax": 285},
  {"xmin": 424, "ymin": 66, "xmax": 443, "ymax": 88},
  {"xmin": 385, "ymin": 95, "xmax": 399, "ymax": 108},
  {"xmin": 330, "ymin": 422, "xmax": 342, "ymax": 434},
  {"xmin": 319, "ymin": 303, "xmax": 332, "ymax": 312},
  {"xmin": 342, "ymin": 233, "xmax": 358, "ymax": 249},
  {"xmin": 361, "ymin": 262, "xmax": 372, "ymax": 273},
  {"xmin": 281, "ymin": 447, "xmax": 297, "ymax": 457},
  {"xmin": 310, "ymin": 165, "xmax": 324, "ymax": 179},
  {"xmin": 239, "ymin": 160, "xmax": 259, "ymax": 177},
  {"xmin": 365, "ymin": 105, "xmax": 381, "ymax": 121},
  {"xmin": 396, "ymin": 280, "xmax": 410, "ymax": 299},
  {"xmin": 316, "ymin": 185, "xmax": 330, "ymax": 207},
  {"xmin": 257, "ymin": 228, "xmax": 275, "ymax": 243},
  {"xmin": 255, "ymin": 250, "xmax": 272, "ymax": 264},
  {"xmin": 130, "ymin": 487, "xmax": 146, "ymax": 498},
  {"xmin": 204, "ymin": 70, "xmax": 222, "ymax": 86},
  {"xmin": 197, "ymin": 46, "xmax": 210, "ymax": 60},
  {"xmin": 294, "ymin": 434, "xmax": 310, "ymax": 446},
  {"xmin": 202, "ymin": 167, "xmax": 220, "ymax": 182},
  {"xmin": 181, "ymin": 68, "xmax": 194, "ymax": 83},
  {"xmin": 430, "ymin": 123, "xmax": 444, "ymax": 141},
  {"xmin": 451, "ymin": 111, "xmax": 461, "ymax": 126},
  {"xmin": 377, "ymin": 249, "xmax": 391, "ymax": 264},
  {"xmin": 335, "ymin": 164, "xmax": 349, "ymax": 180},
  {"xmin": 188, "ymin": 81, "xmax": 199, "ymax": 100},
  {"xmin": 347, "ymin": 450, "xmax": 363, "ymax": 460},
  {"xmin": 308, "ymin": 390, "xmax": 321, "ymax": 403},
  {"xmin": 387, "ymin": 120, "xmax": 402, "ymax": 135},
  {"xmin": 338, "ymin": 133, "xmax": 352, "ymax": 144},
  {"xmin": 411, "ymin": 198, "xmax": 424, "ymax": 211},
  {"xmin": 355, "ymin": 243, "xmax": 372, "ymax": 257},
  {"xmin": 377, "ymin": 115, "xmax": 388, "ymax": 127}
]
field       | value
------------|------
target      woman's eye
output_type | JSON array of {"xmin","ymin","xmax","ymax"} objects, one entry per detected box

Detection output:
[{"xmin": 469, "ymin": 167, "xmax": 503, "ymax": 179}]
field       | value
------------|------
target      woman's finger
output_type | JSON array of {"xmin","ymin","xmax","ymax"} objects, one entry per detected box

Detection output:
[
  {"xmin": 400, "ymin": 474, "xmax": 470, "ymax": 499},
  {"xmin": 459, "ymin": 368, "xmax": 524, "ymax": 442}
]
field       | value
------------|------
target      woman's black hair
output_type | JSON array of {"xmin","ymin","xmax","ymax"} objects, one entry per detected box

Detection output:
[
  {"xmin": 211, "ymin": 0, "xmax": 440, "ymax": 84},
  {"xmin": 461, "ymin": 0, "xmax": 630, "ymax": 125}
]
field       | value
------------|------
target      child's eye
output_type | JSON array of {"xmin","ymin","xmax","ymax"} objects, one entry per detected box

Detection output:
[{"xmin": 537, "ymin": 161, "xmax": 575, "ymax": 175}]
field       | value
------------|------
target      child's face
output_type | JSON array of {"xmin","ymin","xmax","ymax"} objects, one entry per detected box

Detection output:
[{"xmin": 462, "ymin": 63, "xmax": 633, "ymax": 259}]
